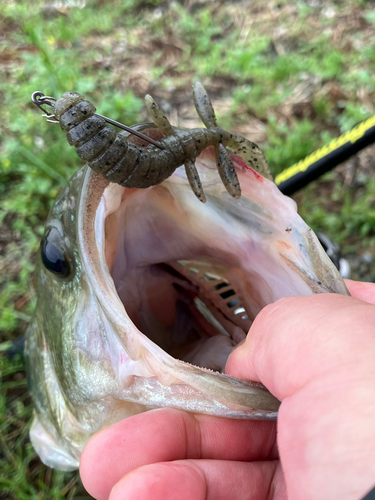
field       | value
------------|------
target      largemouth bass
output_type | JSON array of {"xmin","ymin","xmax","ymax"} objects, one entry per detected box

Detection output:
[{"xmin": 26, "ymin": 125, "xmax": 349, "ymax": 471}]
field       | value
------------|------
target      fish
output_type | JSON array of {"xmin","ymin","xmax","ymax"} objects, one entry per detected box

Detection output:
[{"xmin": 25, "ymin": 124, "xmax": 349, "ymax": 471}]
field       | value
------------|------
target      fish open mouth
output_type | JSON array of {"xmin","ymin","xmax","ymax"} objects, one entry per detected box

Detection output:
[
  {"xmin": 103, "ymin": 187, "xmax": 255, "ymax": 372},
  {"xmin": 96, "ymin": 147, "xmax": 327, "ymax": 374},
  {"xmin": 114, "ymin": 257, "xmax": 251, "ymax": 372}
]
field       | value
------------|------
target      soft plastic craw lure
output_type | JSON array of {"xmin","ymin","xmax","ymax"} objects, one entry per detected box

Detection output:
[{"xmin": 32, "ymin": 82, "xmax": 272, "ymax": 202}]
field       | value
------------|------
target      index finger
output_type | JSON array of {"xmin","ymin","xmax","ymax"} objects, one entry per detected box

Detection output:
[
  {"xmin": 345, "ymin": 279, "xmax": 375, "ymax": 304},
  {"xmin": 80, "ymin": 409, "xmax": 277, "ymax": 500}
]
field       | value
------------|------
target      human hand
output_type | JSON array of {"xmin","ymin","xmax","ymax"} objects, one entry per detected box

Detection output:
[{"xmin": 80, "ymin": 280, "xmax": 375, "ymax": 500}]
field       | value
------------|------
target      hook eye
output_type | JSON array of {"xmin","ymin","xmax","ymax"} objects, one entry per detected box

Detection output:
[{"xmin": 31, "ymin": 92, "xmax": 57, "ymax": 115}]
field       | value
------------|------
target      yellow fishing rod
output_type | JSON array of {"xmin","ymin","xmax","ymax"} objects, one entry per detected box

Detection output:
[{"xmin": 275, "ymin": 115, "xmax": 375, "ymax": 196}]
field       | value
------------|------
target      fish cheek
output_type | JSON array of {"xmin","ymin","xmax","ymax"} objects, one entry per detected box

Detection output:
[{"xmin": 40, "ymin": 226, "xmax": 73, "ymax": 279}]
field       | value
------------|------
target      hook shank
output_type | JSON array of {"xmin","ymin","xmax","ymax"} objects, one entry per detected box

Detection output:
[{"xmin": 31, "ymin": 92, "xmax": 165, "ymax": 150}]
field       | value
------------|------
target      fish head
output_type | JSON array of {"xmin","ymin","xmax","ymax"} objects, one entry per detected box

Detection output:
[{"xmin": 26, "ymin": 125, "xmax": 348, "ymax": 470}]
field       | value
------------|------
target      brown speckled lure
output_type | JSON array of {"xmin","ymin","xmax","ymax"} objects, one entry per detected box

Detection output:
[{"xmin": 31, "ymin": 83, "xmax": 272, "ymax": 202}]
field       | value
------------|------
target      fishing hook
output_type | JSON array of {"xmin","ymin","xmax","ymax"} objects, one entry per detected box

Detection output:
[{"xmin": 31, "ymin": 91, "xmax": 165, "ymax": 150}]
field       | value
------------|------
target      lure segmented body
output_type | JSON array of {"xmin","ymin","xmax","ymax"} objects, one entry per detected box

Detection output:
[{"xmin": 51, "ymin": 83, "xmax": 272, "ymax": 202}]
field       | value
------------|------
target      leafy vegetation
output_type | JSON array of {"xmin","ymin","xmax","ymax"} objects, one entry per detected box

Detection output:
[{"xmin": 1, "ymin": 0, "xmax": 375, "ymax": 497}]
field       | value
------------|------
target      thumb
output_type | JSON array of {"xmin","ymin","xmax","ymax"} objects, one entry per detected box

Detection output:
[
  {"xmin": 225, "ymin": 280, "xmax": 375, "ymax": 387},
  {"xmin": 225, "ymin": 292, "xmax": 375, "ymax": 399}
]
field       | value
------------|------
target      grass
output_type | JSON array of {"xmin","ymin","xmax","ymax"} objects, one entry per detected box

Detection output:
[{"xmin": 1, "ymin": 0, "xmax": 375, "ymax": 497}]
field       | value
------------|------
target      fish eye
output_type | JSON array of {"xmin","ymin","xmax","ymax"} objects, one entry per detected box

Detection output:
[{"xmin": 41, "ymin": 227, "xmax": 72, "ymax": 278}]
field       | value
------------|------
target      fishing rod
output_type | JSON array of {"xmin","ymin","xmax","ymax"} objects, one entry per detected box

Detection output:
[
  {"xmin": 275, "ymin": 114, "xmax": 375, "ymax": 196},
  {"xmin": 274, "ymin": 114, "xmax": 375, "ymax": 277}
]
